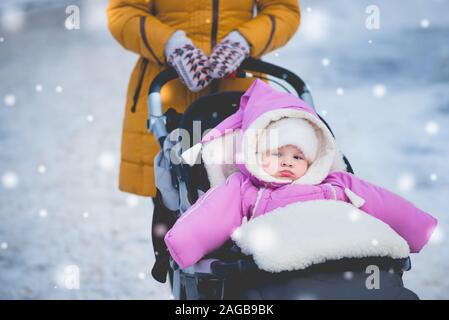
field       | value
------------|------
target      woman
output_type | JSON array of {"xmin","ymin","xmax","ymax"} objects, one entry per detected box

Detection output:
[{"xmin": 107, "ymin": 0, "xmax": 300, "ymax": 282}]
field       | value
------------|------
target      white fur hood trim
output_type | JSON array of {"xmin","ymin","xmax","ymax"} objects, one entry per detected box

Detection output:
[
  {"xmin": 242, "ymin": 109, "xmax": 346, "ymax": 185},
  {"xmin": 197, "ymin": 111, "xmax": 347, "ymax": 187},
  {"xmin": 231, "ymin": 200, "xmax": 410, "ymax": 273}
]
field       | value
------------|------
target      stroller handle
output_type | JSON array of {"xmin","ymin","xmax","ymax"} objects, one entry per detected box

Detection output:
[{"xmin": 146, "ymin": 57, "xmax": 314, "ymax": 145}]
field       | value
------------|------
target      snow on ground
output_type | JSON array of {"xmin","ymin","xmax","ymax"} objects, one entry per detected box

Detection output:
[
  {"xmin": 0, "ymin": 0, "xmax": 448, "ymax": 299},
  {"xmin": 0, "ymin": 0, "xmax": 171, "ymax": 299}
]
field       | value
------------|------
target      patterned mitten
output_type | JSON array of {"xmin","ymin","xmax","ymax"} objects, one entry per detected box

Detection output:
[
  {"xmin": 209, "ymin": 31, "xmax": 250, "ymax": 79},
  {"xmin": 165, "ymin": 30, "xmax": 212, "ymax": 92}
]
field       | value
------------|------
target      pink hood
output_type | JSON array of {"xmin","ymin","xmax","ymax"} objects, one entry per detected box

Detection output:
[{"xmin": 182, "ymin": 79, "xmax": 347, "ymax": 187}]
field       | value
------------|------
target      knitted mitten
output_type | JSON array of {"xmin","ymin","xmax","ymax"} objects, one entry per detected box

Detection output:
[
  {"xmin": 209, "ymin": 31, "xmax": 250, "ymax": 79},
  {"xmin": 165, "ymin": 30, "xmax": 212, "ymax": 92}
]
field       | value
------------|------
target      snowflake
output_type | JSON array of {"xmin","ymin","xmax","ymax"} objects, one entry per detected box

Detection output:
[
  {"xmin": 420, "ymin": 19, "xmax": 430, "ymax": 29},
  {"xmin": 97, "ymin": 152, "xmax": 116, "ymax": 171},
  {"xmin": 396, "ymin": 173, "xmax": 415, "ymax": 192},
  {"xmin": 430, "ymin": 173, "xmax": 438, "ymax": 181},
  {"xmin": 55, "ymin": 86, "xmax": 63, "ymax": 93},
  {"xmin": 425, "ymin": 121, "xmax": 439, "ymax": 135},
  {"xmin": 154, "ymin": 223, "xmax": 168, "ymax": 238},
  {"xmin": 126, "ymin": 195, "xmax": 139, "ymax": 208},
  {"xmin": 137, "ymin": 272, "xmax": 146, "ymax": 280},
  {"xmin": 37, "ymin": 165, "xmax": 46, "ymax": 174},
  {"xmin": 372, "ymin": 84, "xmax": 387, "ymax": 98},
  {"xmin": 84, "ymin": 1, "xmax": 108, "ymax": 31},
  {"xmin": 343, "ymin": 271, "xmax": 354, "ymax": 280},
  {"xmin": 39, "ymin": 209, "xmax": 48, "ymax": 218},
  {"xmin": 321, "ymin": 110, "xmax": 328, "ymax": 116},
  {"xmin": 1, "ymin": 5, "xmax": 25, "ymax": 33},
  {"xmin": 35, "ymin": 84, "xmax": 43, "ymax": 92},
  {"xmin": 296, "ymin": 293, "xmax": 317, "ymax": 300},
  {"xmin": 336, "ymin": 88, "xmax": 344, "ymax": 96},
  {"xmin": 429, "ymin": 226, "xmax": 444, "ymax": 245},
  {"xmin": 348, "ymin": 209, "xmax": 361, "ymax": 222},
  {"xmin": 301, "ymin": 10, "xmax": 329, "ymax": 43},
  {"xmin": 371, "ymin": 239, "xmax": 379, "ymax": 246},
  {"xmin": 321, "ymin": 58, "xmax": 330, "ymax": 67},
  {"xmin": 82, "ymin": 211, "xmax": 89, "ymax": 218},
  {"xmin": 55, "ymin": 264, "xmax": 80, "ymax": 290},
  {"xmin": 0, "ymin": 37, "xmax": 4, "ymax": 42},
  {"xmin": 2, "ymin": 171, "xmax": 19, "ymax": 189},
  {"xmin": 4, "ymin": 94, "xmax": 16, "ymax": 106},
  {"xmin": 1, "ymin": 242, "xmax": 8, "ymax": 250},
  {"xmin": 87, "ymin": 115, "xmax": 94, "ymax": 122},
  {"xmin": 247, "ymin": 225, "xmax": 277, "ymax": 252}
]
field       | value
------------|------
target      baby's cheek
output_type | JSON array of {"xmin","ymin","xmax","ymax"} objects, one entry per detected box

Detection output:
[
  {"xmin": 262, "ymin": 156, "xmax": 278, "ymax": 173},
  {"xmin": 261, "ymin": 154, "xmax": 270, "ymax": 166},
  {"xmin": 295, "ymin": 160, "xmax": 309, "ymax": 176},
  {"xmin": 260, "ymin": 156, "xmax": 268, "ymax": 169}
]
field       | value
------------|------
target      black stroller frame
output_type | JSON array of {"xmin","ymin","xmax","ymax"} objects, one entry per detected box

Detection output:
[{"xmin": 147, "ymin": 58, "xmax": 414, "ymax": 300}]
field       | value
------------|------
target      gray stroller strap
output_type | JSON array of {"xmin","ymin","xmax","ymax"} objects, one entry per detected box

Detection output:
[{"xmin": 154, "ymin": 136, "xmax": 180, "ymax": 212}]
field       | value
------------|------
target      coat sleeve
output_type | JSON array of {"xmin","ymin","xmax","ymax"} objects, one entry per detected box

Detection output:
[
  {"xmin": 107, "ymin": 0, "xmax": 176, "ymax": 65},
  {"xmin": 164, "ymin": 172, "xmax": 247, "ymax": 269},
  {"xmin": 236, "ymin": 0, "xmax": 300, "ymax": 58},
  {"xmin": 323, "ymin": 172, "xmax": 438, "ymax": 253}
]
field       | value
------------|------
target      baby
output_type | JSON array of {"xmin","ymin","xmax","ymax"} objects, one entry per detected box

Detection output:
[
  {"xmin": 164, "ymin": 79, "xmax": 438, "ymax": 269},
  {"xmin": 259, "ymin": 117, "xmax": 317, "ymax": 181},
  {"xmin": 262, "ymin": 144, "xmax": 308, "ymax": 181}
]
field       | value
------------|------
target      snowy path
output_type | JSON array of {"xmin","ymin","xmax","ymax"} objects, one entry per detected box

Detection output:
[
  {"xmin": 0, "ymin": 0, "xmax": 448, "ymax": 299},
  {"xmin": 0, "ymin": 1, "xmax": 171, "ymax": 299}
]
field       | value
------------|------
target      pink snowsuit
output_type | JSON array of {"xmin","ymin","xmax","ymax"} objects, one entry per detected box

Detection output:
[{"xmin": 164, "ymin": 79, "xmax": 438, "ymax": 269}]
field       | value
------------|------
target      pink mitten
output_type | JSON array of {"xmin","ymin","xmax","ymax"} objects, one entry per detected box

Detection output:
[
  {"xmin": 165, "ymin": 30, "xmax": 212, "ymax": 92},
  {"xmin": 209, "ymin": 31, "xmax": 250, "ymax": 79}
]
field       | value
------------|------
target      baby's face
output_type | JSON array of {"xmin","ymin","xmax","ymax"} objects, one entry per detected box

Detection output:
[{"xmin": 261, "ymin": 145, "xmax": 309, "ymax": 181}]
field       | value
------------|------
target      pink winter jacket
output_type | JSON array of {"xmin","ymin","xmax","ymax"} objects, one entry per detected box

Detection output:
[{"xmin": 164, "ymin": 79, "xmax": 438, "ymax": 269}]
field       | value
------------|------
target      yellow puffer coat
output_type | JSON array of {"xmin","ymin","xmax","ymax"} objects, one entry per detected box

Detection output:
[{"xmin": 107, "ymin": 0, "xmax": 301, "ymax": 197}]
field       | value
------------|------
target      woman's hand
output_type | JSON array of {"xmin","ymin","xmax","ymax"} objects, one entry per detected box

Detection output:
[
  {"xmin": 165, "ymin": 30, "xmax": 213, "ymax": 92},
  {"xmin": 209, "ymin": 31, "xmax": 250, "ymax": 79}
]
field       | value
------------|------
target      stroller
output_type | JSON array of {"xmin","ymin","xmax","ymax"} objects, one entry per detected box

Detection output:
[{"xmin": 148, "ymin": 58, "xmax": 418, "ymax": 300}]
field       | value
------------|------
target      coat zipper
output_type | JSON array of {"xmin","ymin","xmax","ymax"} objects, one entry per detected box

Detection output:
[
  {"xmin": 251, "ymin": 187, "xmax": 266, "ymax": 218},
  {"xmin": 209, "ymin": 0, "xmax": 220, "ymax": 94},
  {"xmin": 259, "ymin": 15, "xmax": 276, "ymax": 56},
  {"xmin": 139, "ymin": 16, "xmax": 163, "ymax": 66},
  {"xmin": 211, "ymin": 0, "xmax": 219, "ymax": 51},
  {"xmin": 131, "ymin": 58, "xmax": 149, "ymax": 113}
]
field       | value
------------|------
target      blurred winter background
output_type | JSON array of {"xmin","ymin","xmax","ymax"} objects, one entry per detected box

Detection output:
[{"xmin": 0, "ymin": 0, "xmax": 447, "ymax": 299}]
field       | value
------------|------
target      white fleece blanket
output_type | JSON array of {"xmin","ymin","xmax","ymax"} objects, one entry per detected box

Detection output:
[{"xmin": 231, "ymin": 200, "xmax": 410, "ymax": 273}]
